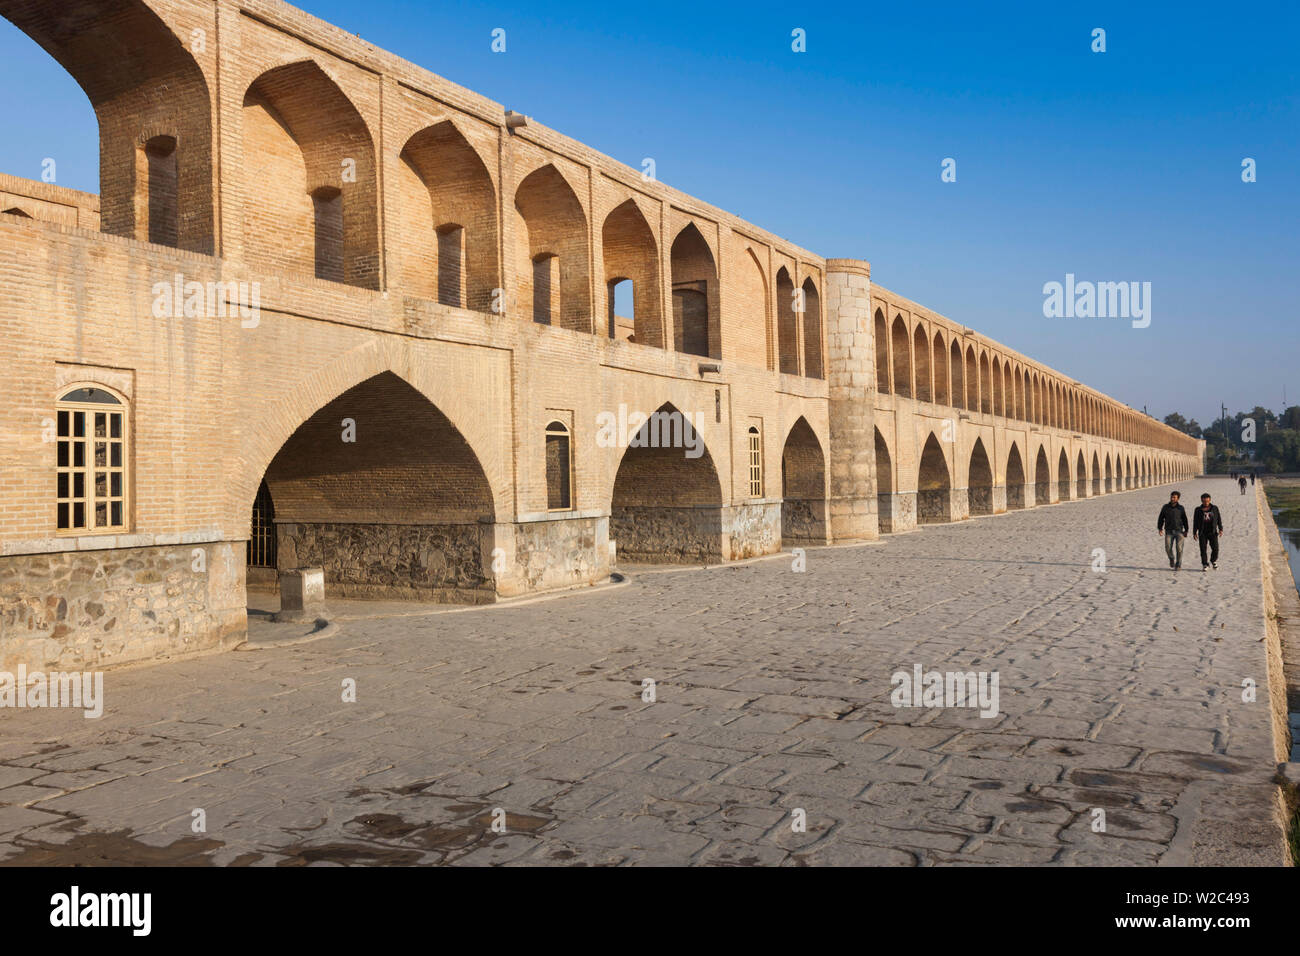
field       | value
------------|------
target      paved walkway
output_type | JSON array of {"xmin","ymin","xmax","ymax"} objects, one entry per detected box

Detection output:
[{"xmin": 0, "ymin": 478, "xmax": 1287, "ymax": 865}]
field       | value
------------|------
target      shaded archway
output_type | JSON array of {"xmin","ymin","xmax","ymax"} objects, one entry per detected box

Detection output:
[
  {"xmin": 671, "ymin": 223, "xmax": 719, "ymax": 358},
  {"xmin": 256, "ymin": 371, "xmax": 495, "ymax": 602},
  {"xmin": 602, "ymin": 199, "xmax": 662, "ymax": 347},
  {"xmin": 781, "ymin": 417, "xmax": 826, "ymax": 543},
  {"xmin": 932, "ymin": 333, "xmax": 949, "ymax": 405},
  {"xmin": 732, "ymin": 246, "xmax": 769, "ymax": 368},
  {"xmin": 918, "ymin": 434, "xmax": 951, "ymax": 524},
  {"xmin": 776, "ymin": 267, "xmax": 798, "ymax": 375},
  {"xmin": 1006, "ymin": 443, "xmax": 1026, "ymax": 510},
  {"xmin": 1076, "ymin": 450, "xmax": 1087, "ymax": 498},
  {"xmin": 968, "ymin": 439, "xmax": 993, "ymax": 515},
  {"xmin": 1, "ymin": 0, "xmax": 215, "ymax": 251},
  {"xmin": 515, "ymin": 163, "xmax": 590, "ymax": 330},
  {"xmin": 397, "ymin": 120, "xmax": 499, "ymax": 312},
  {"xmin": 1057, "ymin": 448, "xmax": 1071, "ymax": 501},
  {"xmin": 913, "ymin": 325, "xmax": 931, "ymax": 402},
  {"xmin": 801, "ymin": 278, "xmax": 823, "ymax": 379},
  {"xmin": 243, "ymin": 60, "xmax": 379, "ymax": 288},
  {"xmin": 891, "ymin": 316, "xmax": 911, "ymax": 398},
  {"xmin": 1105, "ymin": 454, "xmax": 1113, "ymax": 493},
  {"xmin": 874, "ymin": 309, "xmax": 890, "ymax": 392},
  {"xmin": 875, "ymin": 427, "xmax": 894, "ymax": 532},
  {"xmin": 979, "ymin": 353, "xmax": 992, "ymax": 414},
  {"xmin": 965, "ymin": 346, "xmax": 978, "ymax": 412},
  {"xmin": 950, "ymin": 340, "xmax": 965, "ymax": 410},
  {"xmin": 611, "ymin": 404, "xmax": 724, "ymax": 562},
  {"xmin": 1092, "ymin": 451, "xmax": 1102, "ymax": 496},
  {"xmin": 1034, "ymin": 446, "xmax": 1051, "ymax": 505}
]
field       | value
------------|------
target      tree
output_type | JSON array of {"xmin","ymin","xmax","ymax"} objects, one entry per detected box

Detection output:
[
  {"xmin": 1163, "ymin": 412, "xmax": 1203, "ymax": 438},
  {"xmin": 1259, "ymin": 428, "xmax": 1300, "ymax": 473}
]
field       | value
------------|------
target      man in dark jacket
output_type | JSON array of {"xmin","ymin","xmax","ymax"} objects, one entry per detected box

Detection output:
[
  {"xmin": 1192, "ymin": 493, "xmax": 1224, "ymax": 571},
  {"xmin": 1157, "ymin": 491, "xmax": 1188, "ymax": 571}
]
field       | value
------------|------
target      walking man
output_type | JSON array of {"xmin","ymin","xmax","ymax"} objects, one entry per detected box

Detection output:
[
  {"xmin": 1239, "ymin": 475, "xmax": 1248, "ymax": 495},
  {"xmin": 1251, "ymin": 471, "xmax": 1256, "ymax": 486},
  {"xmin": 1192, "ymin": 493, "xmax": 1224, "ymax": 571},
  {"xmin": 1157, "ymin": 491, "xmax": 1189, "ymax": 571}
]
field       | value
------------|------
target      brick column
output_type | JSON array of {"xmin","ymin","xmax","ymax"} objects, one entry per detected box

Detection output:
[{"xmin": 824, "ymin": 258, "xmax": 878, "ymax": 541}]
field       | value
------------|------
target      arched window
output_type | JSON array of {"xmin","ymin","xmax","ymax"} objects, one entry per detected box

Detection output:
[
  {"xmin": 545, "ymin": 421, "xmax": 572, "ymax": 511},
  {"xmin": 748, "ymin": 426, "xmax": 763, "ymax": 498},
  {"xmin": 56, "ymin": 385, "xmax": 129, "ymax": 533},
  {"xmin": 248, "ymin": 480, "xmax": 277, "ymax": 568}
]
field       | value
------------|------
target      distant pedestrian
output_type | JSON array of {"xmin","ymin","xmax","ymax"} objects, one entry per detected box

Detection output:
[
  {"xmin": 1239, "ymin": 476, "xmax": 1248, "ymax": 495},
  {"xmin": 1157, "ymin": 491, "xmax": 1189, "ymax": 571},
  {"xmin": 1192, "ymin": 493, "xmax": 1224, "ymax": 571},
  {"xmin": 1250, "ymin": 471, "xmax": 1256, "ymax": 486}
]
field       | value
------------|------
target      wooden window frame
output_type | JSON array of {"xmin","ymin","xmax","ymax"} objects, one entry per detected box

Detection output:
[{"xmin": 56, "ymin": 383, "xmax": 130, "ymax": 535}]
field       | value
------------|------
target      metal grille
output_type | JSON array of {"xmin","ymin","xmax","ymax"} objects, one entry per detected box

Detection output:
[
  {"xmin": 247, "ymin": 481, "xmax": 277, "ymax": 568},
  {"xmin": 748, "ymin": 429, "xmax": 763, "ymax": 498}
]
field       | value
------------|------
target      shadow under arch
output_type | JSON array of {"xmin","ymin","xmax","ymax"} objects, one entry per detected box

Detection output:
[
  {"xmin": 781, "ymin": 416, "xmax": 827, "ymax": 544},
  {"xmin": 918, "ymin": 432, "xmax": 952, "ymax": 524},
  {"xmin": 968, "ymin": 438, "xmax": 993, "ymax": 515},
  {"xmin": 609, "ymin": 403, "xmax": 724, "ymax": 563},
  {"xmin": 1006, "ymin": 441, "xmax": 1026, "ymax": 510},
  {"xmin": 1, "ymin": 0, "xmax": 214, "ymax": 251},
  {"xmin": 249, "ymin": 370, "xmax": 497, "ymax": 604}
]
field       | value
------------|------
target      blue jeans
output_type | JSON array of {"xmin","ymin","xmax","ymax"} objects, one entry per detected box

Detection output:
[{"xmin": 1164, "ymin": 532, "xmax": 1184, "ymax": 567}]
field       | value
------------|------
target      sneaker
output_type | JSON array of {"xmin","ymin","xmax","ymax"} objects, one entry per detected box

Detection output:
[
  {"xmin": 1212, "ymin": 562, "xmax": 1217, "ymax": 569},
  {"xmin": 1202, "ymin": 565, "xmax": 1208, "ymax": 572}
]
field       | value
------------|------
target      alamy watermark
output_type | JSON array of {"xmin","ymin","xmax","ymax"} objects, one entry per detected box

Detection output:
[
  {"xmin": 890, "ymin": 664, "xmax": 1000, "ymax": 718},
  {"xmin": 595, "ymin": 404, "xmax": 706, "ymax": 459},
  {"xmin": 152, "ymin": 273, "xmax": 261, "ymax": 328},
  {"xmin": 1042, "ymin": 273, "xmax": 1150, "ymax": 328},
  {"xmin": 0, "ymin": 666, "xmax": 103, "ymax": 718}
]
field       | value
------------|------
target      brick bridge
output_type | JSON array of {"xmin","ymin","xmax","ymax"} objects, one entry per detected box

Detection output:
[{"xmin": 0, "ymin": 0, "xmax": 1202, "ymax": 671}]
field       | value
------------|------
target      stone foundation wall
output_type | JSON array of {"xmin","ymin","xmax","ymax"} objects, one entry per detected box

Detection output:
[
  {"xmin": 276, "ymin": 522, "xmax": 491, "ymax": 602},
  {"xmin": 918, "ymin": 489, "xmax": 951, "ymax": 524},
  {"xmin": 612, "ymin": 505, "xmax": 723, "ymax": 563},
  {"xmin": 781, "ymin": 498, "xmax": 827, "ymax": 544},
  {"xmin": 969, "ymin": 483, "xmax": 994, "ymax": 516},
  {"xmin": 508, "ymin": 514, "xmax": 609, "ymax": 594},
  {"xmin": 0, "ymin": 541, "xmax": 246, "ymax": 671},
  {"xmin": 724, "ymin": 501, "xmax": 781, "ymax": 560}
]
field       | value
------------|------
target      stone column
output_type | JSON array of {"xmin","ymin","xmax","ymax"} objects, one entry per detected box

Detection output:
[{"xmin": 823, "ymin": 259, "xmax": 878, "ymax": 541}]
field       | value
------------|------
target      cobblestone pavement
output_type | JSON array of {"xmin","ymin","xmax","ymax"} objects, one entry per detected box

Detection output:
[{"xmin": 0, "ymin": 478, "xmax": 1288, "ymax": 866}]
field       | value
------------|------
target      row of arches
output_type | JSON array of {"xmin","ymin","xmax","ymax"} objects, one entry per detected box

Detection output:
[
  {"xmin": 878, "ymin": 427, "xmax": 1193, "ymax": 529},
  {"xmin": 3, "ymin": 2, "xmax": 825, "ymax": 377},
  {"xmin": 873, "ymin": 308, "xmax": 1195, "ymax": 454}
]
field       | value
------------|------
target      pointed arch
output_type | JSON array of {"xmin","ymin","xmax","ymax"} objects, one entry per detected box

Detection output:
[
  {"xmin": 671, "ymin": 223, "xmax": 719, "ymax": 358},
  {"xmin": 398, "ymin": 120, "xmax": 499, "ymax": 311},
  {"xmin": 781, "ymin": 417, "xmax": 826, "ymax": 543},
  {"xmin": 913, "ymin": 325, "xmax": 931, "ymax": 402},
  {"xmin": 875, "ymin": 427, "xmax": 894, "ymax": 532},
  {"xmin": 602, "ymin": 198, "xmax": 662, "ymax": 347},
  {"xmin": 515, "ymin": 163, "xmax": 590, "ymax": 330},
  {"xmin": 891, "ymin": 316, "xmax": 912, "ymax": 399},
  {"xmin": 979, "ymin": 352, "xmax": 992, "ymax": 414},
  {"xmin": 950, "ymin": 340, "xmax": 965, "ymax": 409},
  {"xmin": 776, "ymin": 267, "xmax": 798, "ymax": 375},
  {"xmin": 1076, "ymin": 450, "xmax": 1087, "ymax": 498},
  {"xmin": 965, "ymin": 345, "xmax": 979, "ymax": 413},
  {"xmin": 968, "ymin": 438, "xmax": 994, "ymax": 515},
  {"xmin": 1005, "ymin": 441, "xmax": 1026, "ymax": 510},
  {"xmin": 1057, "ymin": 448, "xmax": 1071, "ymax": 501},
  {"xmin": 731, "ymin": 245, "xmax": 770, "ymax": 368},
  {"xmin": 1092, "ymin": 451, "xmax": 1102, "ymax": 496},
  {"xmin": 1033, "ymin": 445, "xmax": 1051, "ymax": 506},
  {"xmin": 918, "ymin": 433, "xmax": 952, "ymax": 524},
  {"xmin": 874, "ymin": 309, "xmax": 890, "ymax": 393},
  {"xmin": 801, "ymin": 277, "xmax": 823, "ymax": 379},
  {"xmin": 932, "ymin": 331, "xmax": 949, "ymax": 406}
]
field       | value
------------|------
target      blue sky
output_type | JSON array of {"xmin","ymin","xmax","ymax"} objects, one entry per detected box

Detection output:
[{"xmin": 2, "ymin": 0, "xmax": 1296, "ymax": 428}]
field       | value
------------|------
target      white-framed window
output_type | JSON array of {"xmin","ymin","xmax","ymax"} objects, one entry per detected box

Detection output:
[
  {"xmin": 56, "ymin": 385, "xmax": 129, "ymax": 533},
  {"xmin": 748, "ymin": 426, "xmax": 763, "ymax": 498},
  {"xmin": 545, "ymin": 420, "xmax": 573, "ymax": 511}
]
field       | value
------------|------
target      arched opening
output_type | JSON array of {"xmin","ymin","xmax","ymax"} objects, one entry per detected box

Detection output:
[
  {"xmin": 610, "ymin": 403, "xmax": 724, "ymax": 562},
  {"xmin": 913, "ymin": 326, "xmax": 931, "ymax": 402},
  {"xmin": 251, "ymin": 371, "xmax": 496, "ymax": 604},
  {"xmin": 776, "ymin": 267, "xmax": 798, "ymax": 375},
  {"xmin": 891, "ymin": 316, "xmax": 911, "ymax": 399},
  {"xmin": 545, "ymin": 420, "xmax": 573, "ymax": 511},
  {"xmin": 875, "ymin": 428, "xmax": 894, "ymax": 532},
  {"xmin": 968, "ymin": 439, "xmax": 993, "ymax": 516},
  {"xmin": 918, "ymin": 433, "xmax": 951, "ymax": 524},
  {"xmin": 2, "ymin": 0, "xmax": 214, "ymax": 251},
  {"xmin": 781, "ymin": 417, "xmax": 826, "ymax": 543},
  {"xmin": 671, "ymin": 223, "xmax": 718, "ymax": 358},
  {"xmin": 979, "ymin": 353, "xmax": 992, "ymax": 414},
  {"xmin": 1104, "ymin": 455, "xmax": 1113, "ymax": 493},
  {"xmin": 991, "ymin": 356, "xmax": 1003, "ymax": 416},
  {"xmin": 932, "ymin": 333, "xmax": 949, "ymax": 405},
  {"xmin": 965, "ymin": 346, "xmax": 978, "ymax": 413},
  {"xmin": 1002, "ymin": 362, "xmax": 1013, "ymax": 419},
  {"xmin": 1034, "ymin": 446, "xmax": 1050, "ymax": 505},
  {"xmin": 875, "ymin": 310, "xmax": 890, "ymax": 392},
  {"xmin": 243, "ymin": 60, "xmax": 378, "ymax": 288},
  {"xmin": 1006, "ymin": 443, "xmax": 1025, "ymax": 510},
  {"xmin": 397, "ymin": 120, "xmax": 499, "ymax": 312},
  {"xmin": 1057, "ymin": 448, "xmax": 1071, "ymax": 501},
  {"xmin": 246, "ymin": 480, "xmax": 277, "ymax": 590},
  {"xmin": 1076, "ymin": 450, "xmax": 1087, "ymax": 498},
  {"xmin": 950, "ymin": 340, "xmax": 965, "ymax": 410},
  {"xmin": 602, "ymin": 198, "xmax": 662, "ymax": 346},
  {"xmin": 801, "ymin": 278, "xmax": 823, "ymax": 379},
  {"xmin": 515, "ymin": 163, "xmax": 589, "ymax": 330},
  {"xmin": 1092, "ymin": 452, "xmax": 1101, "ymax": 496},
  {"xmin": 732, "ymin": 246, "xmax": 770, "ymax": 369}
]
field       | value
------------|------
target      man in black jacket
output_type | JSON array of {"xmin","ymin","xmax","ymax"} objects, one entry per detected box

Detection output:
[
  {"xmin": 1157, "ymin": 491, "xmax": 1189, "ymax": 571},
  {"xmin": 1192, "ymin": 493, "xmax": 1224, "ymax": 571}
]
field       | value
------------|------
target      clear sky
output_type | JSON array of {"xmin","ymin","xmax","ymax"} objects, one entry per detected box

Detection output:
[{"xmin": 2, "ymin": 0, "xmax": 1295, "ymax": 429}]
